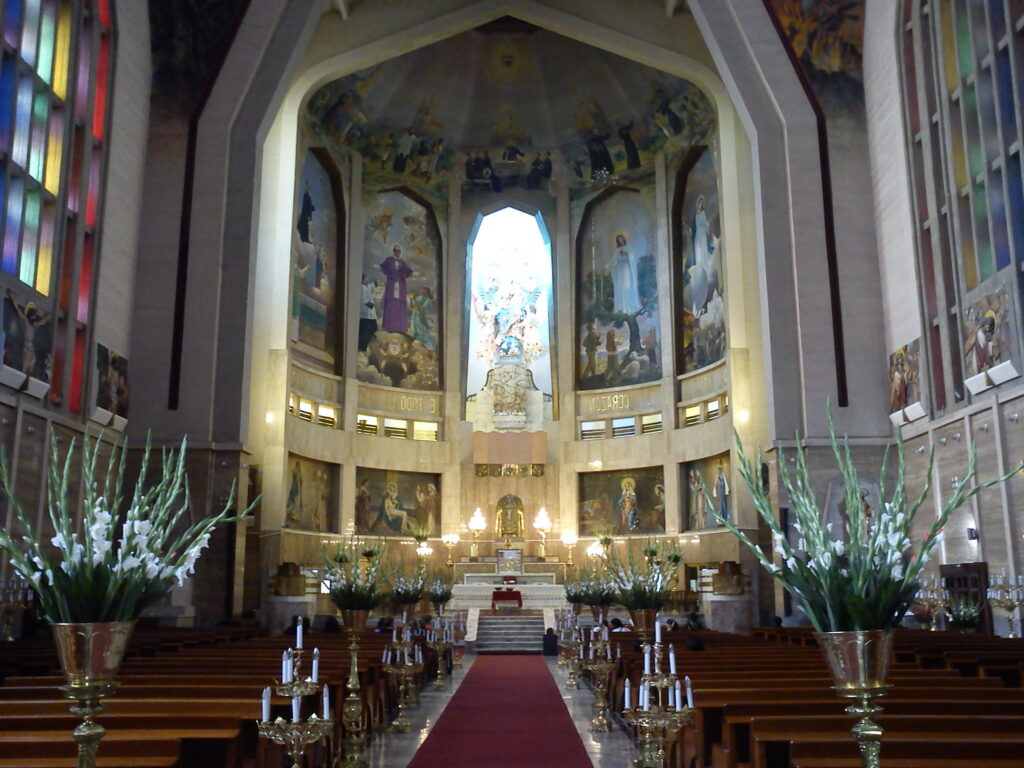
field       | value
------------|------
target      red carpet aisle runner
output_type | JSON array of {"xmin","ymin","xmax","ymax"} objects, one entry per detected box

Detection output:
[{"xmin": 407, "ymin": 655, "xmax": 593, "ymax": 768}]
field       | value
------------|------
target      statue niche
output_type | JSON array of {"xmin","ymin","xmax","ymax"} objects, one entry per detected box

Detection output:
[{"xmin": 495, "ymin": 494, "xmax": 526, "ymax": 547}]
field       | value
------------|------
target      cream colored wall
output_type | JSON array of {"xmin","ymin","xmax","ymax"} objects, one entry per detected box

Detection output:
[{"xmin": 245, "ymin": 1, "xmax": 767, "ymax": 557}]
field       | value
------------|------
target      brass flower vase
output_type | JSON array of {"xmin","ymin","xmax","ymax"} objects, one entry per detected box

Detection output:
[
  {"xmin": 815, "ymin": 630, "xmax": 893, "ymax": 768},
  {"xmin": 52, "ymin": 621, "xmax": 135, "ymax": 768},
  {"xmin": 629, "ymin": 608, "xmax": 658, "ymax": 644}
]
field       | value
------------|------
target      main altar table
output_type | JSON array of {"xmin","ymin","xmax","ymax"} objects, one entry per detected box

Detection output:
[
  {"xmin": 452, "ymin": 584, "xmax": 565, "ymax": 610},
  {"xmin": 491, "ymin": 588, "xmax": 523, "ymax": 610}
]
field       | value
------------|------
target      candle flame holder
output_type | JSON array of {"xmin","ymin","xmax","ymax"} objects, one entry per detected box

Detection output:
[
  {"xmin": 276, "ymin": 648, "xmax": 320, "ymax": 697},
  {"xmin": 259, "ymin": 714, "xmax": 333, "ymax": 768},
  {"xmin": 624, "ymin": 704, "xmax": 692, "ymax": 768},
  {"xmin": 581, "ymin": 655, "xmax": 614, "ymax": 732}
]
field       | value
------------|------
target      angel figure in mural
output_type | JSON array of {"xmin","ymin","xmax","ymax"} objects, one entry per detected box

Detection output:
[
  {"xmin": 414, "ymin": 483, "xmax": 440, "ymax": 535},
  {"xmin": 617, "ymin": 477, "xmax": 640, "ymax": 531},
  {"xmin": 688, "ymin": 468, "xmax": 706, "ymax": 531},
  {"xmin": 286, "ymin": 461, "xmax": 303, "ymax": 527},
  {"xmin": 408, "ymin": 287, "xmax": 437, "ymax": 350},
  {"xmin": 380, "ymin": 244, "xmax": 413, "ymax": 333},
  {"xmin": 374, "ymin": 482, "xmax": 411, "ymax": 534},
  {"xmin": 611, "ymin": 232, "xmax": 642, "ymax": 314},
  {"xmin": 355, "ymin": 477, "xmax": 372, "ymax": 531}
]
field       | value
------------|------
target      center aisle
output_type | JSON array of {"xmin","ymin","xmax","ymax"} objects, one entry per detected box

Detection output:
[{"xmin": 406, "ymin": 655, "xmax": 594, "ymax": 768}]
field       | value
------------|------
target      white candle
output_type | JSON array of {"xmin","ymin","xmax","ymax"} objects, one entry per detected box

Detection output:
[
  {"xmin": 642, "ymin": 682, "xmax": 650, "ymax": 711},
  {"xmin": 606, "ymin": 643, "xmax": 611, "ymax": 660},
  {"xmin": 392, "ymin": 628, "xmax": 397, "ymax": 643},
  {"xmin": 655, "ymin": 620, "xmax": 662, "ymax": 645},
  {"xmin": 616, "ymin": 644, "xmax": 621, "ymax": 660},
  {"xmin": 261, "ymin": 686, "xmax": 271, "ymax": 722},
  {"xmin": 644, "ymin": 645, "xmax": 651, "ymax": 674},
  {"xmin": 667, "ymin": 686, "xmax": 674, "ymax": 709},
  {"xmin": 685, "ymin": 675, "xmax": 694, "ymax": 708},
  {"xmin": 603, "ymin": 625, "xmax": 609, "ymax": 642},
  {"xmin": 1019, "ymin": 575, "xmax": 1023, "ymax": 587},
  {"xmin": 403, "ymin": 609, "xmax": 408, "ymax": 625},
  {"xmin": 291, "ymin": 696, "xmax": 301, "ymax": 723},
  {"xmin": 579, "ymin": 645, "xmax": 583, "ymax": 659},
  {"xmin": 675, "ymin": 680, "xmax": 683, "ymax": 712},
  {"xmin": 589, "ymin": 644, "xmax": 595, "ymax": 660},
  {"xmin": 296, "ymin": 619, "xmax": 303, "ymax": 649},
  {"xmin": 404, "ymin": 648, "xmax": 409, "ymax": 665},
  {"xmin": 624, "ymin": 679, "xmax": 632, "ymax": 709},
  {"xmin": 322, "ymin": 686, "xmax": 330, "ymax": 720},
  {"xmin": 285, "ymin": 650, "xmax": 294, "ymax": 683},
  {"xmin": 311, "ymin": 648, "xmax": 320, "ymax": 683},
  {"xmin": 281, "ymin": 650, "xmax": 288, "ymax": 682},
  {"xmin": 669, "ymin": 645, "xmax": 677, "ymax": 675}
]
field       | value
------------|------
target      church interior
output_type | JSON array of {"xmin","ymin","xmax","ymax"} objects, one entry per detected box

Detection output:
[{"xmin": 2, "ymin": 1, "xmax": 1024, "ymax": 766}]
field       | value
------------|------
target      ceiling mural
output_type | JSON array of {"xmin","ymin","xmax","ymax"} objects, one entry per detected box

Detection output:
[{"xmin": 304, "ymin": 20, "xmax": 715, "ymax": 194}]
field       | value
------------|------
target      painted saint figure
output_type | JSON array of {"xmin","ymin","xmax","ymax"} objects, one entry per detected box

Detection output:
[
  {"xmin": 581, "ymin": 322, "xmax": 600, "ymax": 378},
  {"xmin": 380, "ymin": 244, "xmax": 413, "ymax": 333},
  {"xmin": 712, "ymin": 464, "xmax": 730, "ymax": 525},
  {"xmin": 688, "ymin": 468, "xmax": 706, "ymax": 531},
  {"xmin": 610, "ymin": 233, "xmax": 642, "ymax": 314},
  {"xmin": 296, "ymin": 181, "xmax": 315, "ymax": 243},
  {"xmin": 974, "ymin": 312, "xmax": 997, "ymax": 372},
  {"xmin": 617, "ymin": 477, "xmax": 640, "ymax": 531},
  {"xmin": 355, "ymin": 478, "xmax": 372, "ymax": 531},
  {"xmin": 408, "ymin": 287, "xmax": 437, "ymax": 350},
  {"xmin": 358, "ymin": 275, "xmax": 378, "ymax": 351},
  {"xmin": 375, "ymin": 482, "xmax": 410, "ymax": 533}
]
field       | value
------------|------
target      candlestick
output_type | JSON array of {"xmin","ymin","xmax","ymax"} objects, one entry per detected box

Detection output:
[
  {"xmin": 642, "ymin": 682, "xmax": 650, "ymax": 711},
  {"xmin": 685, "ymin": 675, "xmax": 694, "ymax": 709},
  {"xmin": 644, "ymin": 645, "xmax": 651, "ymax": 674},
  {"xmin": 311, "ymin": 648, "xmax": 319, "ymax": 683},
  {"xmin": 669, "ymin": 645, "xmax": 676, "ymax": 675},
  {"xmin": 291, "ymin": 696, "xmax": 301, "ymax": 723},
  {"xmin": 624, "ymin": 678, "xmax": 632, "ymax": 709},
  {"xmin": 262, "ymin": 686, "xmax": 271, "ymax": 723},
  {"xmin": 322, "ymin": 686, "xmax": 330, "ymax": 720},
  {"xmin": 655, "ymin": 620, "xmax": 662, "ymax": 645},
  {"xmin": 296, "ymin": 619, "xmax": 303, "ymax": 649},
  {"xmin": 675, "ymin": 680, "xmax": 683, "ymax": 712},
  {"xmin": 281, "ymin": 650, "xmax": 288, "ymax": 683}
]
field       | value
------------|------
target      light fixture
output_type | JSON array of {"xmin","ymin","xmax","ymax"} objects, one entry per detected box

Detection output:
[
  {"xmin": 588, "ymin": 459, "xmax": 603, "ymax": 470},
  {"xmin": 533, "ymin": 507, "xmax": 552, "ymax": 558},
  {"xmin": 586, "ymin": 540, "xmax": 605, "ymax": 560},
  {"xmin": 561, "ymin": 531, "xmax": 578, "ymax": 566},
  {"xmin": 736, "ymin": 408, "xmax": 750, "ymax": 424},
  {"xmin": 441, "ymin": 533, "xmax": 460, "ymax": 567},
  {"xmin": 468, "ymin": 508, "xmax": 487, "ymax": 557},
  {"xmin": 416, "ymin": 541, "xmax": 434, "ymax": 565}
]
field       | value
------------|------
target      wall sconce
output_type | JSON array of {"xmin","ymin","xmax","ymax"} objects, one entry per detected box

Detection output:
[
  {"xmin": 1010, "ymin": 413, "xmax": 1020, "ymax": 424},
  {"xmin": 979, "ymin": 423, "xmax": 990, "ymax": 433},
  {"xmin": 915, "ymin": 446, "xmax": 926, "ymax": 454},
  {"xmin": 966, "ymin": 527, "xmax": 979, "ymax": 541},
  {"xmin": 533, "ymin": 507, "xmax": 552, "ymax": 558},
  {"xmin": 952, "ymin": 432, "xmax": 962, "ymax": 441},
  {"xmin": 468, "ymin": 508, "xmax": 487, "ymax": 557},
  {"xmin": 939, "ymin": 437, "xmax": 947, "ymax": 445},
  {"xmin": 950, "ymin": 476, "xmax": 960, "ymax": 488},
  {"xmin": 560, "ymin": 531, "xmax": 578, "ymax": 566}
]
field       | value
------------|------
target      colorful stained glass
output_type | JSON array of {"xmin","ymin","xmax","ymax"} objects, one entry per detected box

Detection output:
[
  {"xmin": 74, "ymin": 22, "xmax": 90, "ymax": 121},
  {"xmin": 0, "ymin": 55, "xmax": 15, "ymax": 153},
  {"xmin": 20, "ymin": 0, "xmax": 41, "ymax": 68},
  {"xmin": 939, "ymin": 0, "xmax": 958, "ymax": 94},
  {"xmin": 37, "ymin": 0, "xmax": 55, "ymax": 84},
  {"xmin": 58, "ymin": 221, "xmax": 73, "ymax": 312},
  {"xmin": 954, "ymin": 3, "xmax": 973, "ymax": 77},
  {"xmin": 43, "ymin": 107, "xmax": 62, "ymax": 194},
  {"xmin": 52, "ymin": 1, "xmax": 70, "ymax": 100},
  {"xmin": 85, "ymin": 147, "xmax": 99, "ymax": 227},
  {"xmin": 5, "ymin": 0, "xmax": 24, "ymax": 48},
  {"xmin": 2, "ymin": 176, "xmax": 24, "ymax": 274},
  {"xmin": 92, "ymin": 34, "xmax": 109, "ymax": 140},
  {"xmin": 76, "ymin": 233, "xmax": 91, "ymax": 324},
  {"xmin": 973, "ymin": 182, "xmax": 994, "ymax": 281},
  {"xmin": 97, "ymin": 0, "xmax": 111, "ymax": 29},
  {"xmin": 12, "ymin": 74, "xmax": 33, "ymax": 168},
  {"xmin": 19, "ymin": 187, "xmax": 40, "ymax": 285},
  {"xmin": 29, "ymin": 89, "xmax": 49, "ymax": 181},
  {"xmin": 67, "ymin": 125, "xmax": 83, "ymax": 212},
  {"xmin": 35, "ymin": 203, "xmax": 53, "ymax": 294}
]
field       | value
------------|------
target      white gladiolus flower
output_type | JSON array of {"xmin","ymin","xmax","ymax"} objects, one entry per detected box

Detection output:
[
  {"xmin": 764, "ymin": 563, "xmax": 781, "ymax": 574},
  {"xmin": 833, "ymin": 539, "xmax": 845, "ymax": 556}
]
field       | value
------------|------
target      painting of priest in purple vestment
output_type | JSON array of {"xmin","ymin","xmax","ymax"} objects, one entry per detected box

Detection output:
[{"xmin": 380, "ymin": 244, "xmax": 413, "ymax": 333}]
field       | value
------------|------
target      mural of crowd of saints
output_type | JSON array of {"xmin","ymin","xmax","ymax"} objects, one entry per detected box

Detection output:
[
  {"xmin": 304, "ymin": 25, "xmax": 715, "ymax": 203},
  {"xmin": 291, "ymin": 150, "xmax": 341, "ymax": 366},
  {"xmin": 962, "ymin": 287, "xmax": 1012, "ymax": 379},
  {"xmin": 678, "ymin": 147, "xmax": 727, "ymax": 374},
  {"xmin": 2, "ymin": 291, "xmax": 53, "ymax": 381},
  {"xmin": 577, "ymin": 188, "xmax": 661, "ymax": 389},
  {"xmin": 95, "ymin": 344, "xmax": 129, "ymax": 417},
  {"xmin": 578, "ymin": 467, "xmax": 666, "ymax": 537},
  {"xmin": 285, "ymin": 456, "xmax": 335, "ymax": 532},
  {"xmin": 354, "ymin": 468, "xmax": 441, "ymax": 538},
  {"xmin": 887, "ymin": 339, "xmax": 920, "ymax": 414},
  {"xmin": 357, "ymin": 190, "xmax": 442, "ymax": 390},
  {"xmin": 682, "ymin": 454, "xmax": 731, "ymax": 531}
]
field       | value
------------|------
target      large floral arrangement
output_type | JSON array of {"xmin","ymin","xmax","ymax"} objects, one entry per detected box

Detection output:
[
  {"xmin": 426, "ymin": 574, "xmax": 454, "ymax": 605},
  {"xmin": 606, "ymin": 540, "xmax": 680, "ymax": 610},
  {"xmin": 324, "ymin": 538, "xmax": 387, "ymax": 611},
  {"xmin": 563, "ymin": 577, "xmax": 586, "ymax": 604},
  {"xmin": 719, "ymin": 411, "xmax": 1015, "ymax": 632},
  {"xmin": 389, "ymin": 566, "xmax": 426, "ymax": 605},
  {"xmin": 945, "ymin": 597, "xmax": 984, "ymax": 631},
  {"xmin": 0, "ymin": 434, "xmax": 251, "ymax": 623},
  {"xmin": 577, "ymin": 568, "xmax": 617, "ymax": 608}
]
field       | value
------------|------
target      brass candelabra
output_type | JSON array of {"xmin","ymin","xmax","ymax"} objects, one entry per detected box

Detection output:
[
  {"xmin": 988, "ymin": 585, "xmax": 1023, "ymax": 638},
  {"xmin": 580, "ymin": 634, "xmax": 614, "ymax": 732},
  {"xmin": 914, "ymin": 586, "xmax": 949, "ymax": 631},
  {"xmin": 259, "ymin": 715, "xmax": 333, "ymax": 768},
  {"xmin": 622, "ymin": 640, "xmax": 693, "ymax": 768},
  {"xmin": 258, "ymin": 646, "xmax": 332, "ymax": 768},
  {"xmin": 383, "ymin": 640, "xmax": 423, "ymax": 733},
  {"xmin": 563, "ymin": 628, "xmax": 582, "ymax": 690},
  {"xmin": 336, "ymin": 609, "xmax": 368, "ymax": 768},
  {"xmin": 428, "ymin": 638, "xmax": 452, "ymax": 689}
]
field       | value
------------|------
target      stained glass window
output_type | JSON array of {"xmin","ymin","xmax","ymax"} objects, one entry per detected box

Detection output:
[
  {"xmin": 0, "ymin": 1, "xmax": 116, "ymax": 414},
  {"xmin": 900, "ymin": 0, "xmax": 1024, "ymax": 411}
]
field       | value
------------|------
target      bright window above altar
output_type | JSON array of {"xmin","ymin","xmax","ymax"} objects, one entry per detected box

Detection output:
[{"xmin": 465, "ymin": 206, "xmax": 553, "ymax": 400}]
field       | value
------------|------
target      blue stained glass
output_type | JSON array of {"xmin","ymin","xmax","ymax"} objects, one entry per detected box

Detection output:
[
  {"xmin": 2, "ymin": 176, "xmax": 23, "ymax": 274},
  {"xmin": 0, "ymin": 56, "xmax": 15, "ymax": 153},
  {"xmin": 987, "ymin": 171, "xmax": 1010, "ymax": 270},
  {"xmin": 4, "ymin": 0, "xmax": 23, "ymax": 48},
  {"xmin": 994, "ymin": 49, "xmax": 1017, "ymax": 143},
  {"xmin": 12, "ymin": 74, "xmax": 32, "ymax": 168},
  {"xmin": 1008, "ymin": 154, "xmax": 1024, "ymax": 265},
  {"xmin": 987, "ymin": 0, "xmax": 1007, "ymax": 40},
  {"xmin": 20, "ymin": 0, "xmax": 40, "ymax": 68}
]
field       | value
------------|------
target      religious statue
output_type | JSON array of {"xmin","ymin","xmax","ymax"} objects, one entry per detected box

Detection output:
[
  {"xmin": 688, "ymin": 468, "xmax": 706, "ymax": 531},
  {"xmin": 495, "ymin": 494, "xmax": 526, "ymax": 547}
]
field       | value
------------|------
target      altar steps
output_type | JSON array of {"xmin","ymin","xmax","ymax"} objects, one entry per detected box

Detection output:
[{"xmin": 474, "ymin": 615, "xmax": 545, "ymax": 654}]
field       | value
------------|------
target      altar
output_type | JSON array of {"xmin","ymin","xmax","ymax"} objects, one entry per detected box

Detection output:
[
  {"xmin": 453, "ymin": 553, "xmax": 565, "ymax": 586},
  {"xmin": 451, "ymin": 583, "xmax": 566, "ymax": 610}
]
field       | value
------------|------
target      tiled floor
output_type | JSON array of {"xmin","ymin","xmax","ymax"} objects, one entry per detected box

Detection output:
[{"xmin": 359, "ymin": 653, "xmax": 638, "ymax": 768}]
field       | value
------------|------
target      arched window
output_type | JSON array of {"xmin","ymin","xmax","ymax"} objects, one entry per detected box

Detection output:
[
  {"xmin": 900, "ymin": 0, "xmax": 1024, "ymax": 410},
  {"xmin": 465, "ymin": 205, "xmax": 553, "ymax": 400},
  {"xmin": 0, "ymin": 0, "xmax": 115, "ymax": 413}
]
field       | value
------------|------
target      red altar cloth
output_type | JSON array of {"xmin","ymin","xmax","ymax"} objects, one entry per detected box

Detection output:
[{"xmin": 491, "ymin": 588, "xmax": 523, "ymax": 610}]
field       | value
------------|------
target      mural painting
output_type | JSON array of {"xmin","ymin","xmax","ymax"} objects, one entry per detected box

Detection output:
[
  {"xmin": 962, "ymin": 288, "xmax": 1012, "ymax": 379},
  {"xmin": 677, "ymin": 147, "xmax": 726, "ymax": 374},
  {"xmin": 577, "ymin": 188, "xmax": 660, "ymax": 390},
  {"xmin": 95, "ymin": 344, "xmax": 129, "ymax": 418},
  {"xmin": 354, "ymin": 467, "xmax": 441, "ymax": 538},
  {"xmin": 887, "ymin": 339, "xmax": 920, "ymax": 414},
  {"xmin": 285, "ymin": 455, "xmax": 336, "ymax": 532},
  {"xmin": 578, "ymin": 466, "xmax": 665, "ymax": 537},
  {"xmin": 681, "ymin": 453, "xmax": 731, "ymax": 531},
  {"xmin": 2, "ymin": 292, "xmax": 52, "ymax": 381},
  {"xmin": 291, "ymin": 150, "xmax": 341, "ymax": 366},
  {"xmin": 357, "ymin": 190, "xmax": 442, "ymax": 390}
]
